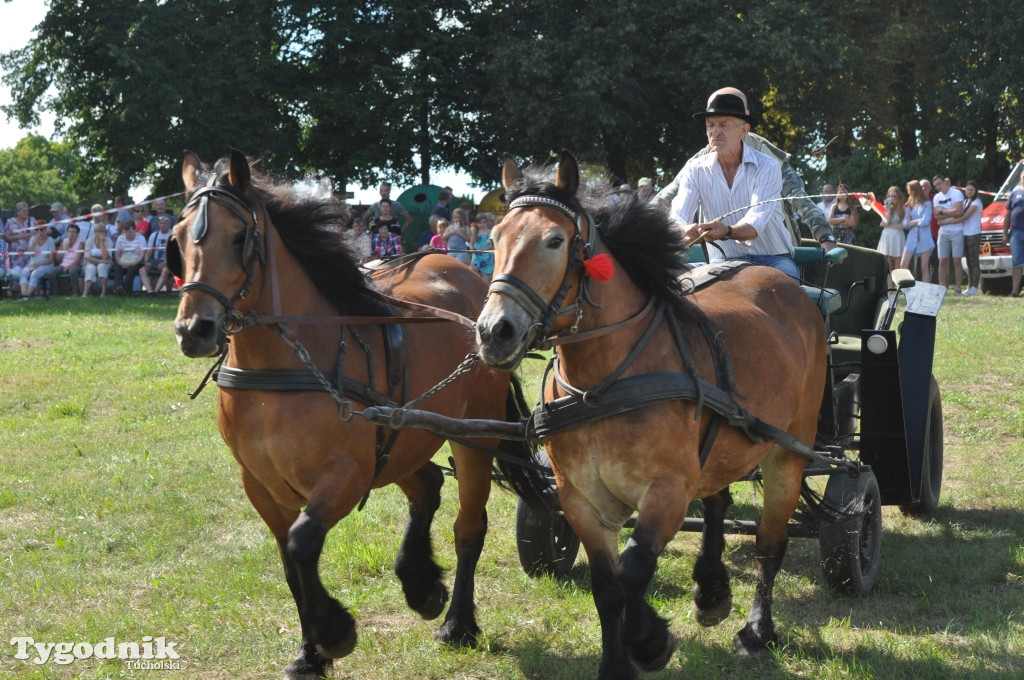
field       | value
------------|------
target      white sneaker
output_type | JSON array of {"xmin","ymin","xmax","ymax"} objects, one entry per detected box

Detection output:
[{"xmin": 965, "ymin": 287, "xmax": 979, "ymax": 296}]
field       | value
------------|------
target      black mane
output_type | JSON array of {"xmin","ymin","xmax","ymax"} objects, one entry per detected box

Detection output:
[
  {"xmin": 203, "ymin": 157, "xmax": 391, "ymax": 317},
  {"xmin": 504, "ymin": 167, "xmax": 694, "ymax": 309}
]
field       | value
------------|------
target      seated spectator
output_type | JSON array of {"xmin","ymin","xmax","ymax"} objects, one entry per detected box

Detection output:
[
  {"xmin": 3, "ymin": 201, "xmax": 34, "ymax": 293},
  {"xmin": 144, "ymin": 215, "xmax": 174, "ymax": 293},
  {"xmin": 133, "ymin": 204, "xmax": 151, "ymax": 238},
  {"xmin": 346, "ymin": 217, "xmax": 372, "ymax": 264},
  {"xmin": 419, "ymin": 215, "xmax": 440, "ymax": 251},
  {"xmin": 112, "ymin": 221, "xmax": 147, "ymax": 295},
  {"xmin": 370, "ymin": 223, "xmax": 403, "ymax": 257},
  {"xmin": 52, "ymin": 223, "xmax": 85, "ymax": 295},
  {"xmin": 19, "ymin": 221, "xmax": 57, "ymax": 300},
  {"xmin": 82, "ymin": 224, "xmax": 114, "ymax": 297}
]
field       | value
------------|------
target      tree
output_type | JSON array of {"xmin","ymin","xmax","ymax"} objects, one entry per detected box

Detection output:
[{"xmin": 0, "ymin": 135, "xmax": 79, "ymax": 210}]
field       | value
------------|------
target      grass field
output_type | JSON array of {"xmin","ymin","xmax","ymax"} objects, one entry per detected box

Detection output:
[{"xmin": 1, "ymin": 291, "xmax": 1022, "ymax": 679}]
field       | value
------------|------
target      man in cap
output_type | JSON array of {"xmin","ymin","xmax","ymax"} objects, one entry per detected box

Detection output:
[
  {"xmin": 654, "ymin": 87, "xmax": 836, "ymax": 253},
  {"xmin": 637, "ymin": 177, "xmax": 654, "ymax": 202},
  {"xmin": 48, "ymin": 202, "xmax": 72, "ymax": 240},
  {"xmin": 667, "ymin": 87, "xmax": 802, "ymax": 279}
]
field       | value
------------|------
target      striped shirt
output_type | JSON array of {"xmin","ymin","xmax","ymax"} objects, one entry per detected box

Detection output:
[{"xmin": 669, "ymin": 144, "xmax": 793, "ymax": 258}]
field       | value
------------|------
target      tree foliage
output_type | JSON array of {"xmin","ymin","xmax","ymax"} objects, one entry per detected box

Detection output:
[
  {"xmin": 0, "ymin": 135, "xmax": 79, "ymax": 209},
  {"xmin": 2, "ymin": 0, "xmax": 1023, "ymax": 201}
]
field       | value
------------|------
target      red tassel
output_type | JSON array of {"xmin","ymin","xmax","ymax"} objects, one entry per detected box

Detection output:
[{"xmin": 583, "ymin": 253, "xmax": 614, "ymax": 281}]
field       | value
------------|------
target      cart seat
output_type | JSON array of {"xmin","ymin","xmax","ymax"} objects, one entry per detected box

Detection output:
[{"xmin": 802, "ymin": 286, "xmax": 842, "ymax": 316}]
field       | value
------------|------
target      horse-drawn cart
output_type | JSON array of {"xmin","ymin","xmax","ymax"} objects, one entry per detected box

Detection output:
[{"xmin": 512, "ymin": 241, "xmax": 945, "ymax": 596}]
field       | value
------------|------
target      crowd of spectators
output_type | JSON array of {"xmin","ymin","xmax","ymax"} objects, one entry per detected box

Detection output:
[{"xmin": 1, "ymin": 196, "xmax": 176, "ymax": 299}]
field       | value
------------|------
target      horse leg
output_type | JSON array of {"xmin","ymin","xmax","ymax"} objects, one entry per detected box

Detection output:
[
  {"xmin": 734, "ymin": 448, "xmax": 803, "ymax": 656},
  {"xmin": 394, "ymin": 462, "xmax": 448, "ymax": 620},
  {"xmin": 618, "ymin": 477, "xmax": 688, "ymax": 674},
  {"xmin": 238, "ymin": 468, "xmax": 330, "ymax": 680},
  {"xmin": 434, "ymin": 442, "xmax": 491, "ymax": 647},
  {"xmin": 692, "ymin": 487, "xmax": 734, "ymax": 626}
]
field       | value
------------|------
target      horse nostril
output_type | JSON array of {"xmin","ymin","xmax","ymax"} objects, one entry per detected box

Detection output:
[
  {"xmin": 492, "ymin": 318, "xmax": 516, "ymax": 343},
  {"xmin": 191, "ymin": 318, "xmax": 217, "ymax": 341}
]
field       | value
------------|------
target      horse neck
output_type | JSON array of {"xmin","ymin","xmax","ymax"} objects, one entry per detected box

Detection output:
[
  {"xmin": 554, "ymin": 273, "xmax": 656, "ymax": 387},
  {"xmin": 228, "ymin": 219, "xmax": 345, "ymax": 369}
]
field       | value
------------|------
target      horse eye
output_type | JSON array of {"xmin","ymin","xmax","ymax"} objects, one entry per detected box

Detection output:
[
  {"xmin": 231, "ymin": 231, "xmax": 245, "ymax": 246},
  {"xmin": 547, "ymin": 236, "xmax": 564, "ymax": 249}
]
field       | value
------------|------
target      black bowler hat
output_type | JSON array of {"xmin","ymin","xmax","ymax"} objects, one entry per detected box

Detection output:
[{"xmin": 692, "ymin": 93, "xmax": 753, "ymax": 124}]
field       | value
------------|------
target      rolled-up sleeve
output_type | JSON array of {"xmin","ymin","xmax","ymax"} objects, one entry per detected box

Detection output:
[{"xmin": 669, "ymin": 161, "xmax": 701, "ymax": 227}]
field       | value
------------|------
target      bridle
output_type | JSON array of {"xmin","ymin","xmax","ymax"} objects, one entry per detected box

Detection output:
[
  {"xmin": 486, "ymin": 195, "xmax": 612, "ymax": 350},
  {"xmin": 169, "ymin": 175, "xmax": 264, "ymax": 333}
]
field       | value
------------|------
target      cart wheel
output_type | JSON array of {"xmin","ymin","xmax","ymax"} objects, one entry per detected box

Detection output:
[
  {"xmin": 900, "ymin": 375, "xmax": 943, "ymax": 516},
  {"xmin": 819, "ymin": 470, "xmax": 882, "ymax": 596}
]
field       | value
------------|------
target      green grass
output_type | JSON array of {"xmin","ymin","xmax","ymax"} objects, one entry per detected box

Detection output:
[{"xmin": 0, "ymin": 292, "xmax": 1022, "ymax": 679}]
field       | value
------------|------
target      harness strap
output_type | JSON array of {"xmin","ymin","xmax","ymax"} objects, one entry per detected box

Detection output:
[
  {"xmin": 532, "ymin": 371, "xmax": 826, "ymax": 463},
  {"xmin": 214, "ymin": 365, "xmax": 396, "ymax": 406}
]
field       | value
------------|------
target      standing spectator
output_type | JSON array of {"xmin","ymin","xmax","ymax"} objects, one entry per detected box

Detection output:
[
  {"xmin": 875, "ymin": 186, "xmax": 906, "ymax": 285},
  {"xmin": 816, "ymin": 183, "xmax": 836, "ymax": 218},
  {"xmin": 52, "ymin": 222, "xmax": 85, "ymax": 295},
  {"xmin": 112, "ymin": 221, "xmax": 147, "ymax": 295},
  {"xmin": 419, "ymin": 215, "xmax": 440, "ymax": 250},
  {"xmin": 19, "ymin": 221, "xmax": 57, "ymax": 300},
  {"xmin": 443, "ymin": 208, "xmax": 471, "ymax": 264},
  {"xmin": 431, "ymin": 189, "xmax": 452, "ymax": 222},
  {"xmin": 1003, "ymin": 172, "xmax": 1024, "ymax": 297},
  {"xmin": 900, "ymin": 180, "xmax": 934, "ymax": 283},
  {"xmin": 932, "ymin": 174, "xmax": 966, "ymax": 294},
  {"xmin": 370, "ymin": 198, "xmax": 402, "ymax": 235},
  {"xmin": 429, "ymin": 219, "xmax": 448, "ymax": 251},
  {"xmin": 82, "ymin": 223, "xmax": 114, "ymax": 297},
  {"xmin": 827, "ymin": 185, "xmax": 860, "ymax": 245},
  {"xmin": 636, "ymin": 178, "xmax": 654, "ymax": 202},
  {"xmin": 370, "ymin": 222, "xmax": 403, "ymax": 257},
  {"xmin": 364, "ymin": 182, "xmax": 412, "ymax": 233},
  {"xmin": 147, "ymin": 199, "xmax": 175, "ymax": 234},
  {"xmin": 470, "ymin": 212, "xmax": 495, "ymax": 282},
  {"xmin": 958, "ymin": 180, "xmax": 984, "ymax": 296},
  {"xmin": 920, "ymin": 178, "xmax": 940, "ymax": 282},
  {"xmin": 3, "ymin": 202, "xmax": 34, "ymax": 292},
  {"xmin": 113, "ymin": 195, "xmax": 134, "ymax": 233},
  {"xmin": 144, "ymin": 215, "xmax": 174, "ymax": 293}
]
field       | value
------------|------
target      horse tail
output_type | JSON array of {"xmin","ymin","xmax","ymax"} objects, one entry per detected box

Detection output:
[
  {"xmin": 492, "ymin": 374, "xmax": 556, "ymax": 512},
  {"xmin": 792, "ymin": 478, "xmax": 862, "ymax": 525}
]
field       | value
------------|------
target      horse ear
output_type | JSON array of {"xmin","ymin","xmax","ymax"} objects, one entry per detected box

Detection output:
[
  {"xmin": 554, "ymin": 149, "xmax": 580, "ymax": 196},
  {"xmin": 228, "ymin": 148, "xmax": 251, "ymax": 192},
  {"xmin": 182, "ymin": 151, "xmax": 202, "ymax": 192},
  {"xmin": 501, "ymin": 154, "xmax": 521, "ymax": 191}
]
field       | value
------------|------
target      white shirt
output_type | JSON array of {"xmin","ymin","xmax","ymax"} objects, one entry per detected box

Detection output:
[
  {"xmin": 933, "ymin": 186, "xmax": 965, "ymax": 229},
  {"xmin": 669, "ymin": 144, "xmax": 793, "ymax": 258},
  {"xmin": 962, "ymin": 197, "xmax": 983, "ymax": 237}
]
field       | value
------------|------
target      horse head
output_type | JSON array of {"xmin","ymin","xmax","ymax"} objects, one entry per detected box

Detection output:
[
  {"xmin": 476, "ymin": 150, "xmax": 592, "ymax": 370},
  {"xmin": 171, "ymin": 149, "xmax": 265, "ymax": 358}
]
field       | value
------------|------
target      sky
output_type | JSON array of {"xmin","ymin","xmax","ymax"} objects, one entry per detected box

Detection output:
[{"xmin": 0, "ymin": 0, "xmax": 483, "ymax": 205}]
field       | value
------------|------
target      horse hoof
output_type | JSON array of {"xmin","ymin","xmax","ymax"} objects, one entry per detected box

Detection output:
[
  {"xmin": 434, "ymin": 619, "xmax": 480, "ymax": 648},
  {"xmin": 415, "ymin": 582, "xmax": 449, "ymax": 620},
  {"xmin": 694, "ymin": 596, "xmax": 732, "ymax": 627},
  {"xmin": 316, "ymin": 626, "xmax": 357, "ymax": 660},
  {"xmin": 732, "ymin": 626, "xmax": 777, "ymax": 657},
  {"xmin": 629, "ymin": 631, "xmax": 676, "ymax": 673},
  {"xmin": 284, "ymin": 655, "xmax": 331, "ymax": 680}
]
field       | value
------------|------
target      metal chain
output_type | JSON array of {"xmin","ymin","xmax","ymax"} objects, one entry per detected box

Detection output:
[
  {"xmin": 273, "ymin": 321, "xmax": 480, "ymax": 427},
  {"xmin": 387, "ymin": 352, "xmax": 480, "ymax": 429},
  {"xmin": 274, "ymin": 323, "xmax": 356, "ymax": 421}
]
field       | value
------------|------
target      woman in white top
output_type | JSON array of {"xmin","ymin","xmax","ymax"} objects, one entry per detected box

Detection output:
[
  {"xmin": 952, "ymin": 180, "xmax": 984, "ymax": 296},
  {"xmin": 876, "ymin": 186, "xmax": 906, "ymax": 280},
  {"xmin": 900, "ymin": 180, "xmax": 934, "ymax": 283}
]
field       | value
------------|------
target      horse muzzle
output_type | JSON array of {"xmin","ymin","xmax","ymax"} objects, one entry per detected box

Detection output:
[
  {"xmin": 476, "ymin": 302, "xmax": 536, "ymax": 371},
  {"xmin": 174, "ymin": 313, "xmax": 228, "ymax": 358}
]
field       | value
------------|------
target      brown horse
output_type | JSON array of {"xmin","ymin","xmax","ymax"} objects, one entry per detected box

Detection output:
[
  {"xmin": 169, "ymin": 150, "xmax": 548, "ymax": 679},
  {"xmin": 476, "ymin": 152, "xmax": 827, "ymax": 679}
]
